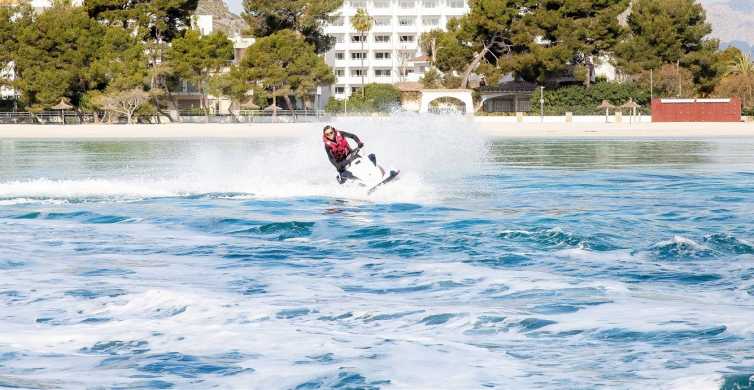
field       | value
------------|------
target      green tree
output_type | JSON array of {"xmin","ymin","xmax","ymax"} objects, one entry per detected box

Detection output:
[
  {"xmin": 518, "ymin": 0, "xmax": 628, "ymax": 87},
  {"xmin": 85, "ymin": 0, "xmax": 200, "ymax": 111},
  {"xmin": 420, "ymin": 23, "xmax": 475, "ymax": 78},
  {"xmin": 208, "ymin": 65, "xmax": 253, "ymax": 112},
  {"xmin": 0, "ymin": 5, "xmax": 17, "ymax": 78},
  {"xmin": 89, "ymin": 26, "xmax": 150, "ymax": 93},
  {"xmin": 615, "ymin": 0, "xmax": 721, "ymax": 95},
  {"xmin": 13, "ymin": 3, "xmax": 104, "ymax": 110},
  {"xmin": 242, "ymin": 0, "xmax": 343, "ymax": 54},
  {"xmin": 420, "ymin": 68, "xmax": 443, "ymax": 89},
  {"xmin": 167, "ymin": 30, "xmax": 234, "ymax": 115},
  {"xmin": 84, "ymin": 0, "xmax": 199, "ymax": 43},
  {"xmin": 351, "ymin": 8, "xmax": 373, "ymax": 97},
  {"xmin": 237, "ymin": 29, "xmax": 334, "ymax": 114},
  {"xmin": 454, "ymin": 0, "xmax": 529, "ymax": 88}
]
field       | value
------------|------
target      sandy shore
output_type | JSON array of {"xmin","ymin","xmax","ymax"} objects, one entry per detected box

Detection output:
[{"xmin": 1, "ymin": 119, "xmax": 754, "ymax": 139}]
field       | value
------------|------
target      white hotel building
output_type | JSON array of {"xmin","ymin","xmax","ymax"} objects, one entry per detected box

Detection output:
[{"xmin": 323, "ymin": 0, "xmax": 469, "ymax": 100}]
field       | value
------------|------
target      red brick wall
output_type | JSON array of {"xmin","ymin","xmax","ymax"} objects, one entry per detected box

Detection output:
[{"xmin": 651, "ymin": 98, "xmax": 742, "ymax": 122}]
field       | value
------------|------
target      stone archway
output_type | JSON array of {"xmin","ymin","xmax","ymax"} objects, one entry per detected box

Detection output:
[
  {"xmin": 419, "ymin": 89, "xmax": 474, "ymax": 114},
  {"xmin": 428, "ymin": 97, "xmax": 467, "ymax": 114}
]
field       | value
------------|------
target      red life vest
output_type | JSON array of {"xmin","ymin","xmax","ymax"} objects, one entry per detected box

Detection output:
[{"xmin": 323, "ymin": 131, "xmax": 351, "ymax": 160}]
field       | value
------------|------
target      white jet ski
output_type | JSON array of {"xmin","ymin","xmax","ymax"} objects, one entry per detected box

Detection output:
[{"xmin": 339, "ymin": 147, "xmax": 400, "ymax": 195}]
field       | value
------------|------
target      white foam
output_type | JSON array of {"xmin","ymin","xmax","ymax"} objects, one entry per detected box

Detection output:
[{"xmin": 665, "ymin": 374, "xmax": 723, "ymax": 390}]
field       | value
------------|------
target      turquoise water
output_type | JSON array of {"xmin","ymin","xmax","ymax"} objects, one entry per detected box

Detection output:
[{"xmin": 1, "ymin": 122, "xmax": 754, "ymax": 389}]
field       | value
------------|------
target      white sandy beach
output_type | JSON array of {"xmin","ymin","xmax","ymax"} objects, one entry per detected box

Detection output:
[{"xmin": 1, "ymin": 118, "xmax": 754, "ymax": 139}]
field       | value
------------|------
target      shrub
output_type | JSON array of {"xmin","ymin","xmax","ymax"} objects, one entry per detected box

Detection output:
[
  {"xmin": 530, "ymin": 81, "xmax": 651, "ymax": 115},
  {"xmin": 326, "ymin": 83, "xmax": 401, "ymax": 113}
]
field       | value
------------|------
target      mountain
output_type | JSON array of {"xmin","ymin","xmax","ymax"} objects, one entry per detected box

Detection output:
[
  {"xmin": 196, "ymin": 0, "xmax": 247, "ymax": 36},
  {"xmin": 700, "ymin": 0, "xmax": 754, "ymax": 54}
]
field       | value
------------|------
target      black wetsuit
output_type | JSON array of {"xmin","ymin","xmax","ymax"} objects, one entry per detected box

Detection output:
[{"xmin": 325, "ymin": 131, "xmax": 362, "ymax": 172}]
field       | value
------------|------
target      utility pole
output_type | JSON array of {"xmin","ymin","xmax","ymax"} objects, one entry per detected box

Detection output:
[
  {"xmin": 650, "ymin": 68, "xmax": 654, "ymax": 101},
  {"xmin": 540, "ymin": 86, "xmax": 545, "ymax": 123}
]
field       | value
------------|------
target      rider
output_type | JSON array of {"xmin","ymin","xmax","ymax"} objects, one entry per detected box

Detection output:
[{"xmin": 322, "ymin": 125, "xmax": 364, "ymax": 183}]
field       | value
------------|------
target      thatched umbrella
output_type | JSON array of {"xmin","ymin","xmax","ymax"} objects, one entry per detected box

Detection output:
[
  {"xmin": 50, "ymin": 98, "xmax": 73, "ymax": 124},
  {"xmin": 621, "ymin": 99, "xmax": 640, "ymax": 116},
  {"xmin": 240, "ymin": 100, "xmax": 260, "ymax": 110},
  {"xmin": 597, "ymin": 100, "xmax": 615, "ymax": 123},
  {"xmin": 621, "ymin": 99, "xmax": 641, "ymax": 125}
]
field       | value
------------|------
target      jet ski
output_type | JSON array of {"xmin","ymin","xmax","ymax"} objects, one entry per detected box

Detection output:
[{"xmin": 339, "ymin": 146, "xmax": 400, "ymax": 195}]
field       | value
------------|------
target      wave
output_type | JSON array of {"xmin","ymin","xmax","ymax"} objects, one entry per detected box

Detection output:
[
  {"xmin": 647, "ymin": 236, "xmax": 719, "ymax": 260},
  {"xmin": 498, "ymin": 227, "xmax": 619, "ymax": 251}
]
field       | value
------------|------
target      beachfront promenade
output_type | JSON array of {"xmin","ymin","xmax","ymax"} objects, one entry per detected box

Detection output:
[{"xmin": 1, "ymin": 116, "xmax": 754, "ymax": 139}]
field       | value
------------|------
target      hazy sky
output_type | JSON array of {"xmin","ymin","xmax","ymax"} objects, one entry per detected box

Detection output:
[{"xmin": 227, "ymin": 0, "xmax": 242, "ymax": 14}]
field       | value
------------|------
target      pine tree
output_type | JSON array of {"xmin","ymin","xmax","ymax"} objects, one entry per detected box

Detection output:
[
  {"xmin": 167, "ymin": 30, "xmax": 234, "ymax": 116},
  {"xmin": 236, "ymin": 29, "xmax": 334, "ymax": 114},
  {"xmin": 241, "ymin": 0, "xmax": 343, "ymax": 54}
]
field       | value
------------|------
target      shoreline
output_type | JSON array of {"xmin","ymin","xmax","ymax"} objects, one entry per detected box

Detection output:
[{"xmin": 1, "ymin": 119, "xmax": 754, "ymax": 139}]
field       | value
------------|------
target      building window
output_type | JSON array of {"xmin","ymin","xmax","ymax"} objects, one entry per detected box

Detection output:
[
  {"xmin": 351, "ymin": 52, "xmax": 367, "ymax": 60},
  {"xmin": 335, "ymin": 34, "xmax": 345, "ymax": 43},
  {"xmin": 398, "ymin": 50, "xmax": 414, "ymax": 60},
  {"xmin": 351, "ymin": 0, "xmax": 366, "ymax": 8},
  {"xmin": 374, "ymin": 16, "xmax": 392, "ymax": 26},
  {"xmin": 375, "ymin": 69, "xmax": 392, "ymax": 77},
  {"xmin": 448, "ymin": 0, "xmax": 464, "ymax": 8},
  {"xmin": 373, "ymin": 0, "xmax": 390, "ymax": 8},
  {"xmin": 351, "ymin": 68, "xmax": 366, "ymax": 77},
  {"xmin": 399, "ymin": 35, "xmax": 415, "ymax": 43},
  {"xmin": 335, "ymin": 52, "xmax": 345, "ymax": 60},
  {"xmin": 399, "ymin": 0, "xmax": 414, "ymax": 8},
  {"xmin": 422, "ymin": 16, "xmax": 440, "ymax": 26},
  {"xmin": 352, "ymin": 86, "xmax": 362, "ymax": 93},
  {"xmin": 398, "ymin": 16, "xmax": 414, "ymax": 26},
  {"xmin": 335, "ymin": 68, "xmax": 345, "ymax": 77},
  {"xmin": 374, "ymin": 16, "xmax": 393, "ymax": 26},
  {"xmin": 335, "ymin": 86, "xmax": 345, "ymax": 94},
  {"xmin": 351, "ymin": 34, "xmax": 366, "ymax": 43},
  {"xmin": 400, "ymin": 68, "xmax": 415, "ymax": 76},
  {"xmin": 374, "ymin": 35, "xmax": 391, "ymax": 43},
  {"xmin": 422, "ymin": 0, "xmax": 438, "ymax": 8},
  {"xmin": 375, "ymin": 51, "xmax": 392, "ymax": 59}
]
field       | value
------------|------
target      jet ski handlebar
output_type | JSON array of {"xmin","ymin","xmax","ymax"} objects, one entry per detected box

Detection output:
[{"xmin": 343, "ymin": 146, "xmax": 363, "ymax": 166}]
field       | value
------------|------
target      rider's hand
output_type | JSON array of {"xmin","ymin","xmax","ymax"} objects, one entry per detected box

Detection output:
[{"xmin": 357, "ymin": 142, "xmax": 364, "ymax": 148}]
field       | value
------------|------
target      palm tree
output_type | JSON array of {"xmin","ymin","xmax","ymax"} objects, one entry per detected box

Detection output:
[
  {"xmin": 726, "ymin": 53, "xmax": 754, "ymax": 109},
  {"xmin": 351, "ymin": 8, "xmax": 373, "ymax": 98},
  {"xmin": 727, "ymin": 53, "xmax": 754, "ymax": 77}
]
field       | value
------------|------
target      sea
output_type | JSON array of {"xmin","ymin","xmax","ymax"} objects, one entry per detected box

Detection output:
[{"xmin": 1, "ymin": 115, "xmax": 753, "ymax": 389}]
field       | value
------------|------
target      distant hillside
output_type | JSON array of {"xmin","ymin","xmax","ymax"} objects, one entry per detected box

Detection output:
[
  {"xmin": 701, "ymin": 0, "xmax": 754, "ymax": 51},
  {"xmin": 196, "ymin": 0, "xmax": 247, "ymax": 36}
]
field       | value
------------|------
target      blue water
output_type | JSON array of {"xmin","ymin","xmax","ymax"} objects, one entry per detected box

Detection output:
[{"xmin": 2, "ymin": 126, "xmax": 754, "ymax": 389}]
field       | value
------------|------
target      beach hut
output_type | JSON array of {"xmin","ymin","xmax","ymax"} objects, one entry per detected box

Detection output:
[
  {"xmin": 50, "ymin": 98, "xmax": 73, "ymax": 124},
  {"xmin": 597, "ymin": 100, "xmax": 615, "ymax": 123}
]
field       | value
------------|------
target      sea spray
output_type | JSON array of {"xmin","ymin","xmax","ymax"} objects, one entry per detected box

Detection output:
[{"xmin": 0, "ymin": 114, "xmax": 489, "ymax": 202}]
